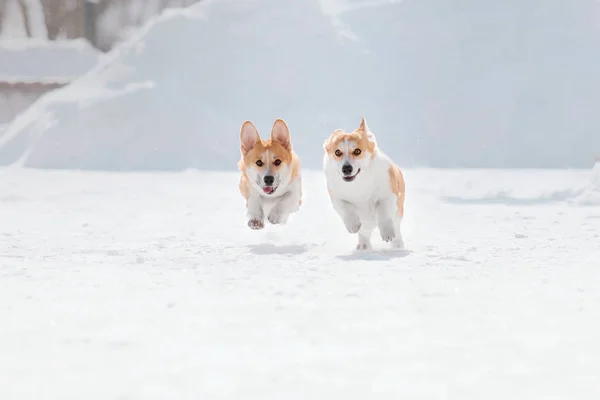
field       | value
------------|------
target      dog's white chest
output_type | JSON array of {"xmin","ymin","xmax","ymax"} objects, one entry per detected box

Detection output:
[
  {"xmin": 331, "ymin": 179, "xmax": 374, "ymax": 202},
  {"xmin": 328, "ymin": 165, "xmax": 381, "ymax": 200}
]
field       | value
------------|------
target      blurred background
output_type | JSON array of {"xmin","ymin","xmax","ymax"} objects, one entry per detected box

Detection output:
[
  {"xmin": 1, "ymin": 0, "xmax": 599, "ymax": 170},
  {"xmin": 0, "ymin": 0, "xmax": 199, "ymax": 51}
]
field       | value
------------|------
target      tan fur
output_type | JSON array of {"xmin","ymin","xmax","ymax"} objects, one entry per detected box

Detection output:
[
  {"xmin": 291, "ymin": 153, "xmax": 301, "ymax": 206},
  {"xmin": 388, "ymin": 164, "xmax": 405, "ymax": 216},
  {"xmin": 323, "ymin": 126, "xmax": 376, "ymax": 159},
  {"xmin": 238, "ymin": 166, "xmax": 250, "ymax": 206}
]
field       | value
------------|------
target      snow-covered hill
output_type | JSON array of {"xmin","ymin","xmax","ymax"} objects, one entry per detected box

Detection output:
[
  {"xmin": 0, "ymin": 0, "xmax": 371, "ymax": 170},
  {"xmin": 2, "ymin": 0, "xmax": 600, "ymax": 170},
  {"xmin": 0, "ymin": 168, "xmax": 599, "ymax": 398}
]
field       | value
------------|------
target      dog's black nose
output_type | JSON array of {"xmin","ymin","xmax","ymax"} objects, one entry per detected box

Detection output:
[
  {"xmin": 264, "ymin": 175, "xmax": 275, "ymax": 186},
  {"xmin": 342, "ymin": 164, "xmax": 353, "ymax": 175}
]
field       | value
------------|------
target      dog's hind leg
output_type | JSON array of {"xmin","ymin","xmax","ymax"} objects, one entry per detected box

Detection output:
[
  {"xmin": 391, "ymin": 215, "xmax": 405, "ymax": 249},
  {"xmin": 376, "ymin": 195, "xmax": 398, "ymax": 243}
]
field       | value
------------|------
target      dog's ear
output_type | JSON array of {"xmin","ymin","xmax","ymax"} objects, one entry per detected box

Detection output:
[
  {"xmin": 357, "ymin": 116, "xmax": 377, "ymax": 151},
  {"xmin": 323, "ymin": 129, "xmax": 342, "ymax": 153},
  {"xmin": 240, "ymin": 120, "xmax": 260, "ymax": 154},
  {"xmin": 271, "ymin": 118, "xmax": 291, "ymax": 150},
  {"xmin": 358, "ymin": 116, "xmax": 369, "ymax": 132},
  {"xmin": 323, "ymin": 137, "xmax": 331, "ymax": 152}
]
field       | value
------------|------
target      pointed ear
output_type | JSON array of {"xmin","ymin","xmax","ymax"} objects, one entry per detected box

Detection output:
[
  {"xmin": 358, "ymin": 117, "xmax": 377, "ymax": 151},
  {"xmin": 240, "ymin": 120, "xmax": 260, "ymax": 154},
  {"xmin": 358, "ymin": 116, "xmax": 368, "ymax": 132},
  {"xmin": 271, "ymin": 118, "xmax": 291, "ymax": 150}
]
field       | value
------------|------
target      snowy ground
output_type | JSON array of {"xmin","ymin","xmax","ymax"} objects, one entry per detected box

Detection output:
[{"xmin": 1, "ymin": 167, "xmax": 599, "ymax": 399}]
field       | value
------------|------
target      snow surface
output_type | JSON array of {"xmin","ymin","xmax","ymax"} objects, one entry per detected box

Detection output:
[
  {"xmin": 94, "ymin": 0, "xmax": 200, "ymax": 51},
  {"xmin": 3, "ymin": 0, "xmax": 600, "ymax": 170},
  {"xmin": 0, "ymin": 39, "xmax": 102, "ymax": 83},
  {"xmin": 1, "ymin": 167, "xmax": 599, "ymax": 399},
  {"xmin": 575, "ymin": 161, "xmax": 600, "ymax": 206}
]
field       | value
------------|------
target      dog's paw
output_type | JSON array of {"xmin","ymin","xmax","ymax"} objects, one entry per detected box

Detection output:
[
  {"xmin": 391, "ymin": 236, "xmax": 405, "ymax": 249},
  {"xmin": 343, "ymin": 215, "xmax": 361, "ymax": 234},
  {"xmin": 248, "ymin": 218, "xmax": 265, "ymax": 230},
  {"xmin": 267, "ymin": 210, "xmax": 287, "ymax": 225},
  {"xmin": 379, "ymin": 221, "xmax": 396, "ymax": 242},
  {"xmin": 356, "ymin": 242, "xmax": 372, "ymax": 251}
]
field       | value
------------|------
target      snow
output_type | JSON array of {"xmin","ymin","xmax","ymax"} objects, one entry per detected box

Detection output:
[
  {"xmin": 0, "ymin": 1, "xmax": 598, "ymax": 397},
  {"xmin": 574, "ymin": 161, "xmax": 600, "ymax": 206},
  {"xmin": 1, "ymin": 167, "xmax": 599, "ymax": 398},
  {"xmin": 3, "ymin": 0, "xmax": 600, "ymax": 170},
  {"xmin": 94, "ymin": 0, "xmax": 200, "ymax": 51},
  {"xmin": 0, "ymin": 39, "xmax": 102, "ymax": 83}
]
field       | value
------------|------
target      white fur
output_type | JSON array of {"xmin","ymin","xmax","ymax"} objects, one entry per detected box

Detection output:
[
  {"xmin": 245, "ymin": 163, "xmax": 301, "ymax": 226},
  {"xmin": 324, "ymin": 135, "xmax": 404, "ymax": 251}
]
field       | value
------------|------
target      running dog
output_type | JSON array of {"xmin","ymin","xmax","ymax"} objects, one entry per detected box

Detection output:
[
  {"xmin": 323, "ymin": 117, "xmax": 405, "ymax": 250},
  {"xmin": 238, "ymin": 119, "xmax": 302, "ymax": 230}
]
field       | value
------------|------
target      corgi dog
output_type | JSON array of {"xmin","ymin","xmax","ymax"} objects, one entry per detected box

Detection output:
[
  {"xmin": 238, "ymin": 118, "xmax": 302, "ymax": 230},
  {"xmin": 323, "ymin": 117, "xmax": 405, "ymax": 250}
]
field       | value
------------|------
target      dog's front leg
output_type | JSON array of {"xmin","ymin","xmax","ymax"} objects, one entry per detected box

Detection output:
[
  {"xmin": 331, "ymin": 197, "xmax": 361, "ymax": 234},
  {"xmin": 267, "ymin": 179, "xmax": 302, "ymax": 224},
  {"xmin": 247, "ymin": 191, "xmax": 265, "ymax": 230}
]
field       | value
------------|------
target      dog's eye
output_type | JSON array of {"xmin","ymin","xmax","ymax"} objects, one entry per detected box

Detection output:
[
  {"xmin": 334, "ymin": 150, "xmax": 343, "ymax": 157},
  {"xmin": 353, "ymin": 149, "xmax": 361, "ymax": 155},
  {"xmin": 274, "ymin": 159, "xmax": 281, "ymax": 166},
  {"xmin": 256, "ymin": 160, "xmax": 263, "ymax": 167}
]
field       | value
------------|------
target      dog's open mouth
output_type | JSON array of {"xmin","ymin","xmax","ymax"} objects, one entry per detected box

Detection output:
[
  {"xmin": 263, "ymin": 186, "xmax": 277, "ymax": 194},
  {"xmin": 343, "ymin": 169, "xmax": 361, "ymax": 182}
]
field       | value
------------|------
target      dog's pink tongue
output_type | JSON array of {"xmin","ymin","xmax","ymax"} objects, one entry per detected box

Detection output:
[{"xmin": 263, "ymin": 187, "xmax": 274, "ymax": 194}]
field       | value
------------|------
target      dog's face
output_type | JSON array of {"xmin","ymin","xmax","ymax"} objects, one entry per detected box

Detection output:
[
  {"xmin": 239, "ymin": 119, "xmax": 294, "ymax": 195},
  {"xmin": 323, "ymin": 117, "xmax": 377, "ymax": 182}
]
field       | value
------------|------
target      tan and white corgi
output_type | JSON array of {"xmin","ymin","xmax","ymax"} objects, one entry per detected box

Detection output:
[
  {"xmin": 323, "ymin": 117, "xmax": 405, "ymax": 250},
  {"xmin": 238, "ymin": 118, "xmax": 302, "ymax": 230}
]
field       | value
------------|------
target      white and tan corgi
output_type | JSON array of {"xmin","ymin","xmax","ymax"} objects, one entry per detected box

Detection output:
[
  {"xmin": 238, "ymin": 118, "xmax": 302, "ymax": 230},
  {"xmin": 323, "ymin": 117, "xmax": 405, "ymax": 250}
]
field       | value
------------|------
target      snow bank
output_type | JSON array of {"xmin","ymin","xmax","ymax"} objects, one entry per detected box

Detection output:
[
  {"xmin": 0, "ymin": 39, "xmax": 101, "ymax": 83},
  {"xmin": 0, "ymin": 0, "xmax": 373, "ymax": 170},
  {"xmin": 2, "ymin": 0, "xmax": 600, "ymax": 170}
]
